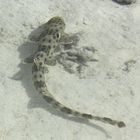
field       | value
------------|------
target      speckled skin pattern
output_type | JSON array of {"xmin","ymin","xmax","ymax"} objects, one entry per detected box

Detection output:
[{"xmin": 27, "ymin": 17, "xmax": 125, "ymax": 128}]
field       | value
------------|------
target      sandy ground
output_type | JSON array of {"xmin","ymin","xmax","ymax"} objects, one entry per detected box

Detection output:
[{"xmin": 0, "ymin": 0, "xmax": 140, "ymax": 140}]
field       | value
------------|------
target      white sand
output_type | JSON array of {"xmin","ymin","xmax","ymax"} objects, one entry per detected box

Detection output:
[{"xmin": 0, "ymin": 0, "xmax": 140, "ymax": 139}]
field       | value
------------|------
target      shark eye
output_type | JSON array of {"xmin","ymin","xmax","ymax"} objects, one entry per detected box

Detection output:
[
  {"xmin": 39, "ymin": 62, "xmax": 42, "ymax": 66},
  {"xmin": 36, "ymin": 53, "xmax": 40, "ymax": 58}
]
